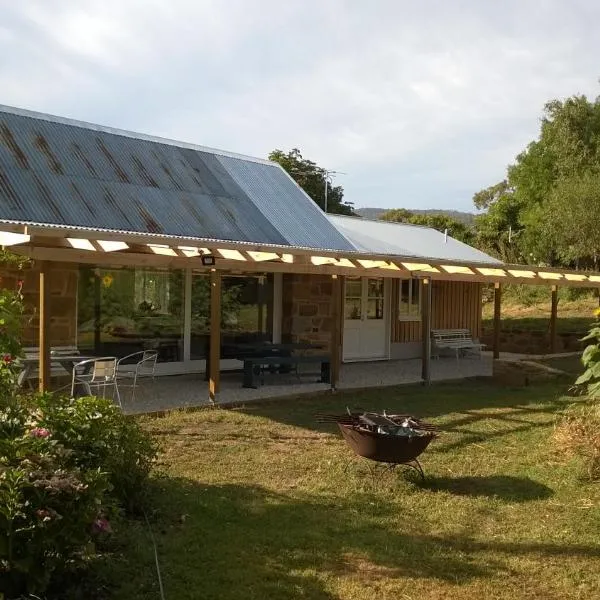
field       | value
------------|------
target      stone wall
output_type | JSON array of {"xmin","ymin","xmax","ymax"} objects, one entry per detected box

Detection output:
[
  {"xmin": 282, "ymin": 274, "xmax": 334, "ymax": 352},
  {"xmin": 481, "ymin": 328, "xmax": 585, "ymax": 354},
  {"xmin": 1, "ymin": 261, "xmax": 78, "ymax": 347}
]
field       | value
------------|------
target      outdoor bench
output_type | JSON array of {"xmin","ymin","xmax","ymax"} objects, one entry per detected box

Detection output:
[
  {"xmin": 431, "ymin": 329, "xmax": 485, "ymax": 360},
  {"xmin": 242, "ymin": 355, "xmax": 331, "ymax": 388}
]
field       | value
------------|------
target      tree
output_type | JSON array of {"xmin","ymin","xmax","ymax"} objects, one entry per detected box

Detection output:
[
  {"xmin": 473, "ymin": 93, "xmax": 600, "ymax": 266},
  {"xmin": 543, "ymin": 172, "xmax": 600, "ymax": 267},
  {"xmin": 268, "ymin": 148, "xmax": 354, "ymax": 215},
  {"xmin": 378, "ymin": 208, "xmax": 413, "ymax": 223},
  {"xmin": 379, "ymin": 209, "xmax": 475, "ymax": 246}
]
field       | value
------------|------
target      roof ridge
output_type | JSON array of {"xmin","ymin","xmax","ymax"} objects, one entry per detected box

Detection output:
[
  {"xmin": 0, "ymin": 103, "xmax": 274, "ymax": 166},
  {"xmin": 328, "ymin": 213, "xmax": 447, "ymax": 232}
]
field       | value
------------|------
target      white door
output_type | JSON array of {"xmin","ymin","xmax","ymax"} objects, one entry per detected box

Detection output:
[{"xmin": 343, "ymin": 277, "xmax": 388, "ymax": 361}]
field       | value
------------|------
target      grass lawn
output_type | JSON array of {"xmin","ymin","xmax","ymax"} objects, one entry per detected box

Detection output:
[
  {"xmin": 536, "ymin": 355, "xmax": 585, "ymax": 376},
  {"xmin": 108, "ymin": 380, "xmax": 600, "ymax": 600},
  {"xmin": 482, "ymin": 296, "xmax": 596, "ymax": 334}
]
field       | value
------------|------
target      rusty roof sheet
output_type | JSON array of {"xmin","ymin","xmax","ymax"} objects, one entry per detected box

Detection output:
[{"xmin": 0, "ymin": 105, "xmax": 355, "ymax": 252}]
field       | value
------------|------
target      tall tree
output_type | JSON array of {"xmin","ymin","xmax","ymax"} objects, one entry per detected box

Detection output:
[
  {"xmin": 474, "ymin": 93, "xmax": 600, "ymax": 266},
  {"xmin": 380, "ymin": 209, "xmax": 475, "ymax": 246},
  {"xmin": 268, "ymin": 148, "xmax": 353, "ymax": 215}
]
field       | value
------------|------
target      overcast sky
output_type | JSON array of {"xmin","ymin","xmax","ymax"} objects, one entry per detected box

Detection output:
[{"xmin": 1, "ymin": 0, "xmax": 599, "ymax": 212}]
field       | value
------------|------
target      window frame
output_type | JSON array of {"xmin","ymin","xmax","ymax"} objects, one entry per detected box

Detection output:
[{"xmin": 398, "ymin": 278, "xmax": 422, "ymax": 322}]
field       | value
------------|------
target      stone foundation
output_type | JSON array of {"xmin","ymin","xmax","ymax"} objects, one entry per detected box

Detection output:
[
  {"xmin": 282, "ymin": 274, "xmax": 334, "ymax": 352},
  {"xmin": 482, "ymin": 328, "xmax": 585, "ymax": 355}
]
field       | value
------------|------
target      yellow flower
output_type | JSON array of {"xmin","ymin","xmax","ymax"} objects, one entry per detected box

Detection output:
[
  {"xmin": 102, "ymin": 274, "xmax": 114, "ymax": 288},
  {"xmin": 594, "ymin": 307, "xmax": 600, "ymax": 318}
]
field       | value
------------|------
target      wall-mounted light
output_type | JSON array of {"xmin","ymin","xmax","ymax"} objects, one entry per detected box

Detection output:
[{"xmin": 201, "ymin": 254, "xmax": 216, "ymax": 267}]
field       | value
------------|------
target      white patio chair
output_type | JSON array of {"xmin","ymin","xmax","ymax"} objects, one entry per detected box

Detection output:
[
  {"xmin": 71, "ymin": 357, "xmax": 121, "ymax": 407},
  {"xmin": 116, "ymin": 350, "xmax": 158, "ymax": 403}
]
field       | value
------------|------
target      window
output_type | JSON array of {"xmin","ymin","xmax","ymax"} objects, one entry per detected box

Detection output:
[
  {"xmin": 189, "ymin": 273, "xmax": 273, "ymax": 360},
  {"xmin": 77, "ymin": 267, "xmax": 184, "ymax": 362},
  {"xmin": 344, "ymin": 277, "xmax": 362, "ymax": 320},
  {"xmin": 366, "ymin": 278, "xmax": 384, "ymax": 320},
  {"xmin": 398, "ymin": 278, "xmax": 421, "ymax": 320}
]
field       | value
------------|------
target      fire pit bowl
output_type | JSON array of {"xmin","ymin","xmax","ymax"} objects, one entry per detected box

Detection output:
[{"xmin": 318, "ymin": 411, "xmax": 438, "ymax": 479}]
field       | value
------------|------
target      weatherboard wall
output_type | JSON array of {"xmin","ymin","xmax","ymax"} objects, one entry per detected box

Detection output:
[{"xmin": 391, "ymin": 280, "xmax": 483, "ymax": 345}]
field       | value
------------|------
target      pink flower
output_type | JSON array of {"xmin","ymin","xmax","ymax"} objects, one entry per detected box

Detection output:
[
  {"xmin": 92, "ymin": 517, "xmax": 112, "ymax": 534},
  {"xmin": 36, "ymin": 508, "xmax": 58, "ymax": 522},
  {"xmin": 30, "ymin": 427, "xmax": 51, "ymax": 438}
]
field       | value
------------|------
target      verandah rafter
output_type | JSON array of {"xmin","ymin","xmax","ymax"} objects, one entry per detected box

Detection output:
[{"xmin": 9, "ymin": 237, "xmax": 600, "ymax": 289}]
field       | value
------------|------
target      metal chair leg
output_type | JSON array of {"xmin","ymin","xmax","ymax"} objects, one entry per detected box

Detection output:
[{"xmin": 114, "ymin": 381, "xmax": 122, "ymax": 409}]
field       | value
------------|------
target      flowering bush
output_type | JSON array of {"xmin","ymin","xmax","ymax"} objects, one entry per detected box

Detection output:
[
  {"xmin": 0, "ymin": 394, "xmax": 158, "ymax": 597},
  {"xmin": 32, "ymin": 393, "xmax": 158, "ymax": 514},
  {"xmin": 0, "ymin": 400, "xmax": 111, "ymax": 597},
  {"xmin": 0, "ymin": 258, "xmax": 158, "ymax": 596},
  {"xmin": 0, "ymin": 283, "xmax": 24, "ymax": 400}
]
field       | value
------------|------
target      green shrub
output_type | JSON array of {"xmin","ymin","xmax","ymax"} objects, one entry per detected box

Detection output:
[
  {"xmin": 502, "ymin": 284, "xmax": 550, "ymax": 307},
  {"xmin": 553, "ymin": 310, "xmax": 600, "ymax": 482},
  {"xmin": 0, "ymin": 400, "xmax": 111, "ymax": 597},
  {"xmin": 32, "ymin": 393, "xmax": 158, "ymax": 513},
  {"xmin": 0, "ymin": 394, "xmax": 157, "ymax": 597},
  {"xmin": 575, "ymin": 308, "xmax": 600, "ymax": 397},
  {"xmin": 0, "ymin": 285, "xmax": 24, "ymax": 399},
  {"xmin": 0, "ymin": 258, "xmax": 158, "ymax": 596}
]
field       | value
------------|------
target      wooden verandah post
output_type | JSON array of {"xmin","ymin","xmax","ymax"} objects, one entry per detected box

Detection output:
[
  {"xmin": 330, "ymin": 275, "xmax": 343, "ymax": 390},
  {"xmin": 421, "ymin": 277, "xmax": 432, "ymax": 385},
  {"xmin": 38, "ymin": 261, "xmax": 51, "ymax": 392},
  {"xmin": 493, "ymin": 282, "xmax": 502, "ymax": 360},
  {"xmin": 208, "ymin": 269, "xmax": 221, "ymax": 403},
  {"xmin": 550, "ymin": 285, "xmax": 558, "ymax": 354}
]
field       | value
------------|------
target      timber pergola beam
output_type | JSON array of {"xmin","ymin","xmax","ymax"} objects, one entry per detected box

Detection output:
[{"xmin": 3, "ymin": 225, "xmax": 600, "ymax": 288}]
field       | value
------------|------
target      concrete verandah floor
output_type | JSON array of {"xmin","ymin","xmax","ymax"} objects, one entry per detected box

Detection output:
[{"xmin": 120, "ymin": 355, "xmax": 493, "ymax": 415}]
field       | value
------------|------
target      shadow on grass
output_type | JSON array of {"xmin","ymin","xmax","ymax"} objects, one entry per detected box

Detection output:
[
  {"xmin": 109, "ymin": 479, "xmax": 494, "ymax": 600},
  {"xmin": 235, "ymin": 379, "xmax": 570, "ymax": 439},
  {"xmin": 419, "ymin": 475, "xmax": 553, "ymax": 502},
  {"xmin": 109, "ymin": 476, "xmax": 600, "ymax": 600}
]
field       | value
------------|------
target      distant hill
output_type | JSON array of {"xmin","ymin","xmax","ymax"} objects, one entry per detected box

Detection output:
[{"xmin": 355, "ymin": 207, "xmax": 476, "ymax": 226}]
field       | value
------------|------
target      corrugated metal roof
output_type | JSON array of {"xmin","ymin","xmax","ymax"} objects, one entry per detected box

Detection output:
[
  {"xmin": 0, "ymin": 104, "xmax": 355, "ymax": 252},
  {"xmin": 328, "ymin": 215, "xmax": 502, "ymax": 265}
]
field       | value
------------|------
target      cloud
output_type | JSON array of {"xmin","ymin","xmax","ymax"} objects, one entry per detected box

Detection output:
[{"xmin": 1, "ymin": 0, "xmax": 599, "ymax": 211}]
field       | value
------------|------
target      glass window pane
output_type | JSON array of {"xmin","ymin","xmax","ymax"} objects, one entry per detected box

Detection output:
[
  {"xmin": 77, "ymin": 267, "xmax": 184, "ymax": 362},
  {"xmin": 190, "ymin": 274, "xmax": 210, "ymax": 360},
  {"xmin": 411, "ymin": 279, "xmax": 421, "ymax": 309},
  {"xmin": 367, "ymin": 278, "xmax": 384, "ymax": 298},
  {"xmin": 346, "ymin": 278, "xmax": 362, "ymax": 297},
  {"xmin": 345, "ymin": 298, "xmax": 361, "ymax": 320},
  {"xmin": 222, "ymin": 275, "xmax": 271, "ymax": 344},
  {"xmin": 399, "ymin": 280, "xmax": 410, "ymax": 315},
  {"xmin": 366, "ymin": 299, "xmax": 384, "ymax": 319}
]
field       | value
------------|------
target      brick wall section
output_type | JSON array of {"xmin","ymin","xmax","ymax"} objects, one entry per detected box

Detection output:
[
  {"xmin": 1, "ymin": 261, "xmax": 78, "ymax": 347},
  {"xmin": 282, "ymin": 274, "xmax": 333, "ymax": 352}
]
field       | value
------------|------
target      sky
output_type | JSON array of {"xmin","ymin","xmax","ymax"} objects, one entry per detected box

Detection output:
[{"xmin": 1, "ymin": 0, "xmax": 599, "ymax": 212}]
